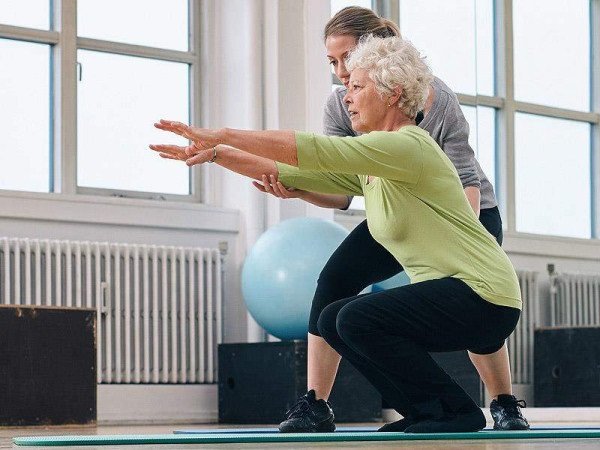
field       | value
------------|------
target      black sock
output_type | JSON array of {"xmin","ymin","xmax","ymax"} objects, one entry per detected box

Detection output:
[{"xmin": 404, "ymin": 409, "xmax": 486, "ymax": 433}]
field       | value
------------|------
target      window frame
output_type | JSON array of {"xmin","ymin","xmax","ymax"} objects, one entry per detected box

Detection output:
[
  {"xmin": 0, "ymin": 0, "xmax": 204, "ymax": 203},
  {"xmin": 337, "ymin": 0, "xmax": 600, "ymax": 241}
]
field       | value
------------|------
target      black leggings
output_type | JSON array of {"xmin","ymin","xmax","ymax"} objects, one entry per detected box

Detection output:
[
  {"xmin": 317, "ymin": 277, "xmax": 519, "ymax": 419},
  {"xmin": 308, "ymin": 206, "xmax": 503, "ymax": 336}
]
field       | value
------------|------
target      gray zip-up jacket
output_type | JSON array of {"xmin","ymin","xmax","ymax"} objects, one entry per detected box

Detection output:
[{"xmin": 323, "ymin": 76, "xmax": 498, "ymax": 210}]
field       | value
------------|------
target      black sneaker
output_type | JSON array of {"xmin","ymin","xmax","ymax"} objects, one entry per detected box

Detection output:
[
  {"xmin": 490, "ymin": 394, "xmax": 530, "ymax": 430},
  {"xmin": 279, "ymin": 390, "xmax": 335, "ymax": 433}
]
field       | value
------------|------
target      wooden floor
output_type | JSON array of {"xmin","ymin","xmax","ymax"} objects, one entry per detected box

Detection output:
[{"xmin": 3, "ymin": 422, "xmax": 600, "ymax": 450}]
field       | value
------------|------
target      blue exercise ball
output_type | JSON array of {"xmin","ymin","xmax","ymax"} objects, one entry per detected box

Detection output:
[
  {"xmin": 242, "ymin": 217, "xmax": 349, "ymax": 340},
  {"xmin": 371, "ymin": 271, "xmax": 411, "ymax": 292}
]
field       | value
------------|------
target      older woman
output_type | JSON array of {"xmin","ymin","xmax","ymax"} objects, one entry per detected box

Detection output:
[
  {"xmin": 150, "ymin": 36, "xmax": 521, "ymax": 433},
  {"xmin": 257, "ymin": 6, "xmax": 526, "ymax": 435}
]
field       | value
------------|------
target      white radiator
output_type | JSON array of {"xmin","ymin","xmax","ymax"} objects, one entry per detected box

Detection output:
[
  {"xmin": 507, "ymin": 271, "xmax": 539, "ymax": 385},
  {"xmin": 0, "ymin": 237, "xmax": 225, "ymax": 385},
  {"xmin": 549, "ymin": 269, "xmax": 600, "ymax": 327}
]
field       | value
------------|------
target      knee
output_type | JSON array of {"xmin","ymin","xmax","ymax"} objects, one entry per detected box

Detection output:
[
  {"xmin": 316, "ymin": 303, "xmax": 340, "ymax": 342},
  {"xmin": 335, "ymin": 304, "xmax": 370, "ymax": 346}
]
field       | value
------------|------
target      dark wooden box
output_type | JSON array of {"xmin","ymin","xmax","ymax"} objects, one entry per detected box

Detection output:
[
  {"xmin": 535, "ymin": 327, "xmax": 600, "ymax": 406},
  {"xmin": 218, "ymin": 341, "xmax": 381, "ymax": 424},
  {"xmin": 0, "ymin": 306, "xmax": 97, "ymax": 426}
]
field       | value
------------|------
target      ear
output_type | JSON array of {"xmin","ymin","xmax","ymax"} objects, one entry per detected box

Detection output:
[{"xmin": 387, "ymin": 87, "xmax": 402, "ymax": 107}]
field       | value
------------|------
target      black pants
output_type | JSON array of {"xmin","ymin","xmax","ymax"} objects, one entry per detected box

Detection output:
[
  {"xmin": 317, "ymin": 277, "xmax": 520, "ymax": 420},
  {"xmin": 308, "ymin": 206, "xmax": 503, "ymax": 335}
]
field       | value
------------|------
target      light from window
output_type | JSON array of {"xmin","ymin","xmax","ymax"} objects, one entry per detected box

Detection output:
[
  {"xmin": 399, "ymin": 0, "xmax": 476, "ymax": 95},
  {"xmin": 515, "ymin": 113, "xmax": 591, "ymax": 238},
  {"xmin": 77, "ymin": 50, "xmax": 190, "ymax": 195},
  {"xmin": 475, "ymin": 0, "xmax": 494, "ymax": 96},
  {"xmin": 331, "ymin": 0, "xmax": 372, "ymax": 17},
  {"xmin": 0, "ymin": 0, "xmax": 49, "ymax": 30},
  {"xmin": 78, "ymin": 0, "xmax": 188, "ymax": 51},
  {"xmin": 513, "ymin": 0, "xmax": 590, "ymax": 111},
  {"xmin": 459, "ymin": 105, "xmax": 496, "ymax": 192},
  {"xmin": 0, "ymin": 39, "xmax": 50, "ymax": 192}
]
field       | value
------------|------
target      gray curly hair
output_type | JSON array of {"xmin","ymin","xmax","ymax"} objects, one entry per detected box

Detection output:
[{"xmin": 345, "ymin": 35, "xmax": 433, "ymax": 119}]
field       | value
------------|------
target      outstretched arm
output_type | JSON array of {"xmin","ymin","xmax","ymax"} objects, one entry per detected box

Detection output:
[
  {"xmin": 149, "ymin": 140, "xmax": 362, "ymax": 197},
  {"xmin": 150, "ymin": 143, "xmax": 278, "ymax": 180},
  {"xmin": 153, "ymin": 120, "xmax": 299, "ymax": 166}
]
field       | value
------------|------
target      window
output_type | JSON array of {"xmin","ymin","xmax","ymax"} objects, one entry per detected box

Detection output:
[
  {"xmin": 513, "ymin": 0, "xmax": 590, "ymax": 111},
  {"xmin": 77, "ymin": 51, "xmax": 190, "ymax": 195},
  {"xmin": 399, "ymin": 0, "xmax": 477, "ymax": 95},
  {"xmin": 0, "ymin": 1, "xmax": 199, "ymax": 199},
  {"xmin": 461, "ymin": 105, "xmax": 497, "ymax": 192},
  {"xmin": 339, "ymin": 0, "xmax": 598, "ymax": 239},
  {"xmin": 0, "ymin": 39, "xmax": 51, "ymax": 192},
  {"xmin": 0, "ymin": 0, "xmax": 50, "ymax": 30},
  {"xmin": 77, "ymin": 0, "xmax": 188, "ymax": 51},
  {"xmin": 515, "ymin": 114, "xmax": 591, "ymax": 238}
]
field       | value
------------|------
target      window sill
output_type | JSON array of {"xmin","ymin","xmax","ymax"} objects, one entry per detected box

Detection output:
[{"xmin": 0, "ymin": 191, "xmax": 239, "ymax": 233}]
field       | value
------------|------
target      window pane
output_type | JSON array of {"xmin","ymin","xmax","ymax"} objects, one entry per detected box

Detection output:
[
  {"xmin": 513, "ymin": 0, "xmax": 590, "ymax": 111},
  {"xmin": 0, "ymin": 0, "xmax": 50, "ymax": 29},
  {"xmin": 77, "ymin": 50, "xmax": 190, "ymax": 194},
  {"xmin": 459, "ymin": 105, "xmax": 496, "ymax": 190},
  {"xmin": 515, "ymin": 113, "xmax": 591, "ymax": 238},
  {"xmin": 475, "ymin": 0, "xmax": 494, "ymax": 96},
  {"xmin": 331, "ymin": 0, "xmax": 372, "ymax": 16},
  {"xmin": 399, "ymin": 0, "xmax": 476, "ymax": 95},
  {"xmin": 78, "ymin": 0, "xmax": 188, "ymax": 51},
  {"xmin": 475, "ymin": 106, "xmax": 496, "ymax": 191},
  {"xmin": 0, "ymin": 39, "xmax": 50, "ymax": 192}
]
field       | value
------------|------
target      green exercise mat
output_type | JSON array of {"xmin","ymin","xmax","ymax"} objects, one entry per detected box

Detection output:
[{"xmin": 13, "ymin": 429, "xmax": 600, "ymax": 446}]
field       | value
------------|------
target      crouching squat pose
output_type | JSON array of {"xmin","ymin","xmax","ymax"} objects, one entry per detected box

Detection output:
[
  {"xmin": 150, "ymin": 35, "xmax": 522, "ymax": 433},
  {"xmin": 257, "ymin": 6, "xmax": 527, "ymax": 433}
]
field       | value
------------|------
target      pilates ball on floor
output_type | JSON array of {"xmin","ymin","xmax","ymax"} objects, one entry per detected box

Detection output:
[
  {"xmin": 242, "ymin": 217, "xmax": 349, "ymax": 340},
  {"xmin": 371, "ymin": 271, "xmax": 411, "ymax": 292}
]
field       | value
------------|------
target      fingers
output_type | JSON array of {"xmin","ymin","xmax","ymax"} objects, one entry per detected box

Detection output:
[
  {"xmin": 260, "ymin": 175, "xmax": 277, "ymax": 196},
  {"xmin": 154, "ymin": 119, "xmax": 197, "ymax": 143},
  {"xmin": 276, "ymin": 181, "xmax": 297, "ymax": 198},
  {"xmin": 185, "ymin": 149, "xmax": 214, "ymax": 166},
  {"xmin": 159, "ymin": 153, "xmax": 181, "ymax": 160},
  {"xmin": 252, "ymin": 181, "xmax": 267, "ymax": 192},
  {"xmin": 149, "ymin": 143, "xmax": 195, "ymax": 162},
  {"xmin": 270, "ymin": 176, "xmax": 290, "ymax": 198}
]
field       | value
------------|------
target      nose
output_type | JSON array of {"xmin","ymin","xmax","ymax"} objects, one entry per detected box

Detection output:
[
  {"xmin": 336, "ymin": 62, "xmax": 350, "ymax": 85},
  {"xmin": 343, "ymin": 91, "xmax": 351, "ymax": 104}
]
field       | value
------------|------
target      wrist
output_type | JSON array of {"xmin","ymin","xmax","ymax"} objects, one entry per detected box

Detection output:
[{"xmin": 218, "ymin": 127, "xmax": 231, "ymax": 146}]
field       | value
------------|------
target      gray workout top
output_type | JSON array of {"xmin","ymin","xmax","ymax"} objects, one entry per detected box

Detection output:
[{"xmin": 323, "ymin": 76, "xmax": 498, "ymax": 210}]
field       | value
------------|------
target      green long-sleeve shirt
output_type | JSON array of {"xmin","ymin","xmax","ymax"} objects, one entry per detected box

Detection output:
[{"xmin": 277, "ymin": 126, "xmax": 521, "ymax": 310}]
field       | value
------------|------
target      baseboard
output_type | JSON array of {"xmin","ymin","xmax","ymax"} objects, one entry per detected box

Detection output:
[{"xmin": 97, "ymin": 384, "xmax": 218, "ymax": 424}]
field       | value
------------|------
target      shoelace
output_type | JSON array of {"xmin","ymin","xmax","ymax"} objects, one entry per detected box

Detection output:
[
  {"xmin": 285, "ymin": 396, "xmax": 310, "ymax": 419},
  {"xmin": 503, "ymin": 399, "xmax": 527, "ymax": 416}
]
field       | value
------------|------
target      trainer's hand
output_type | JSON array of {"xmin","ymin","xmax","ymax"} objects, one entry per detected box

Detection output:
[
  {"xmin": 252, "ymin": 174, "xmax": 305, "ymax": 199},
  {"xmin": 153, "ymin": 119, "xmax": 221, "ymax": 153}
]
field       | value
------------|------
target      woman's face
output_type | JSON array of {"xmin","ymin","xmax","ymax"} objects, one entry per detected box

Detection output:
[
  {"xmin": 343, "ymin": 68, "xmax": 388, "ymax": 133},
  {"xmin": 325, "ymin": 34, "xmax": 357, "ymax": 88}
]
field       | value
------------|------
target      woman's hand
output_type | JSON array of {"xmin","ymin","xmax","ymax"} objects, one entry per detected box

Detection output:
[
  {"xmin": 149, "ymin": 143, "xmax": 213, "ymax": 166},
  {"xmin": 153, "ymin": 119, "xmax": 221, "ymax": 153},
  {"xmin": 252, "ymin": 174, "xmax": 306, "ymax": 199}
]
